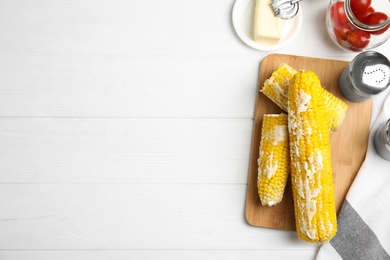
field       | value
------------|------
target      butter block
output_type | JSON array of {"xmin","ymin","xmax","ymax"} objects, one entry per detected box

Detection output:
[{"xmin": 254, "ymin": 0, "xmax": 282, "ymax": 44}]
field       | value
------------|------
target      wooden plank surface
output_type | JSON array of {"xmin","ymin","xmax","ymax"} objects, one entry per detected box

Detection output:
[
  {"xmin": 245, "ymin": 54, "xmax": 372, "ymax": 230},
  {"xmin": 0, "ymin": 55, "xmax": 260, "ymax": 118},
  {"xmin": 0, "ymin": 250, "xmax": 316, "ymax": 260},
  {"xmin": 3, "ymin": 0, "xmax": 389, "ymax": 259},
  {"xmin": 0, "ymin": 119, "xmax": 252, "ymax": 184},
  {"xmin": 0, "ymin": 183, "xmax": 315, "ymax": 250}
]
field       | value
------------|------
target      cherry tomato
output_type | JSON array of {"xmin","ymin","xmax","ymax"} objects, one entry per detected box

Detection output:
[
  {"xmin": 347, "ymin": 29, "xmax": 371, "ymax": 49},
  {"xmin": 350, "ymin": 0, "xmax": 371, "ymax": 16},
  {"xmin": 364, "ymin": 12, "xmax": 390, "ymax": 35},
  {"xmin": 330, "ymin": 2, "xmax": 348, "ymax": 25},
  {"xmin": 334, "ymin": 23, "xmax": 351, "ymax": 41},
  {"xmin": 354, "ymin": 6, "xmax": 374, "ymax": 22}
]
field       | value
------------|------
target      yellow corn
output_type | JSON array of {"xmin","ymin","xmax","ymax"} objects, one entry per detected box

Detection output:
[
  {"xmin": 257, "ymin": 114, "xmax": 290, "ymax": 206},
  {"xmin": 261, "ymin": 63, "xmax": 348, "ymax": 131},
  {"xmin": 262, "ymin": 63, "xmax": 297, "ymax": 112},
  {"xmin": 323, "ymin": 91, "xmax": 349, "ymax": 131},
  {"xmin": 288, "ymin": 71, "xmax": 337, "ymax": 244}
]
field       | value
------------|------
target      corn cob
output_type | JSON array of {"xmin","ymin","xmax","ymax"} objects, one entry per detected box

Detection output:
[
  {"xmin": 288, "ymin": 70, "xmax": 337, "ymax": 244},
  {"xmin": 261, "ymin": 63, "xmax": 348, "ymax": 131},
  {"xmin": 261, "ymin": 63, "xmax": 296, "ymax": 112},
  {"xmin": 257, "ymin": 114, "xmax": 290, "ymax": 206}
]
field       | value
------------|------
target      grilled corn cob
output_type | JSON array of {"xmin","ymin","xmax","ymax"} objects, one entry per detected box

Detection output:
[
  {"xmin": 257, "ymin": 114, "xmax": 290, "ymax": 206},
  {"xmin": 261, "ymin": 63, "xmax": 348, "ymax": 131},
  {"xmin": 288, "ymin": 71, "xmax": 337, "ymax": 244}
]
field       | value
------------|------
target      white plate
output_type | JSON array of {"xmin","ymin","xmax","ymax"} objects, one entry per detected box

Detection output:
[{"xmin": 232, "ymin": 0, "xmax": 303, "ymax": 51}]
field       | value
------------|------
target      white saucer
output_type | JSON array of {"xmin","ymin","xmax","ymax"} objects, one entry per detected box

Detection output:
[{"xmin": 232, "ymin": 0, "xmax": 303, "ymax": 51}]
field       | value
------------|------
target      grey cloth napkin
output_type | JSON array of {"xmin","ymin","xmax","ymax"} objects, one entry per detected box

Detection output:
[{"xmin": 316, "ymin": 90, "xmax": 390, "ymax": 260}]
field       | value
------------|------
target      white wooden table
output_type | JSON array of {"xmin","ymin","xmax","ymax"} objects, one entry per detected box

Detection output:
[{"xmin": 1, "ymin": 1, "xmax": 389, "ymax": 259}]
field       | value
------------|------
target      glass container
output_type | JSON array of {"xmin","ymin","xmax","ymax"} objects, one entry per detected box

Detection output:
[{"xmin": 326, "ymin": 0, "xmax": 390, "ymax": 51}]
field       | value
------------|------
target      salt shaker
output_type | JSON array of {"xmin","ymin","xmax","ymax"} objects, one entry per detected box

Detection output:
[
  {"xmin": 339, "ymin": 51, "xmax": 390, "ymax": 102},
  {"xmin": 374, "ymin": 119, "xmax": 390, "ymax": 160}
]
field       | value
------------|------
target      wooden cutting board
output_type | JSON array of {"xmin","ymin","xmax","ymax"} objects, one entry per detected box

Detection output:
[{"xmin": 245, "ymin": 54, "xmax": 372, "ymax": 231}]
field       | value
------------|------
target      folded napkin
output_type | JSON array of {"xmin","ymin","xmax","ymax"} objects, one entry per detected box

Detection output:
[{"xmin": 316, "ymin": 90, "xmax": 390, "ymax": 260}]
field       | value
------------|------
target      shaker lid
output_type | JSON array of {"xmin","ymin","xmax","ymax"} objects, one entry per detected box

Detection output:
[
  {"xmin": 362, "ymin": 64, "xmax": 390, "ymax": 89},
  {"xmin": 350, "ymin": 51, "xmax": 390, "ymax": 95}
]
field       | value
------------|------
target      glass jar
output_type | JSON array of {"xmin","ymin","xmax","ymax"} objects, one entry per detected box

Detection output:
[{"xmin": 326, "ymin": 0, "xmax": 390, "ymax": 51}]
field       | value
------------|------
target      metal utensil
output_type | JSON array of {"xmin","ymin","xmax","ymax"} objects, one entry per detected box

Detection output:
[
  {"xmin": 387, "ymin": 120, "xmax": 390, "ymax": 140},
  {"xmin": 270, "ymin": 0, "xmax": 303, "ymax": 19},
  {"xmin": 374, "ymin": 118, "xmax": 390, "ymax": 160},
  {"xmin": 373, "ymin": 90, "xmax": 390, "ymax": 160}
]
